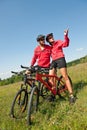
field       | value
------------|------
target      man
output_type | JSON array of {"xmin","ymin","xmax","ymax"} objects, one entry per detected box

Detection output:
[
  {"xmin": 46, "ymin": 30, "xmax": 76, "ymax": 104},
  {"xmin": 31, "ymin": 34, "xmax": 51, "ymax": 68},
  {"xmin": 25, "ymin": 34, "xmax": 52, "ymax": 96}
]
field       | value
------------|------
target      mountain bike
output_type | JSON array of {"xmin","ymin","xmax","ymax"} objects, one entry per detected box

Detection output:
[
  {"xmin": 21, "ymin": 65, "xmax": 72, "ymax": 125},
  {"xmin": 10, "ymin": 69, "xmax": 37, "ymax": 119}
]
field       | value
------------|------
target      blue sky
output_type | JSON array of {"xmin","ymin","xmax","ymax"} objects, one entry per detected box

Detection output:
[{"xmin": 0, "ymin": 0, "xmax": 87, "ymax": 79}]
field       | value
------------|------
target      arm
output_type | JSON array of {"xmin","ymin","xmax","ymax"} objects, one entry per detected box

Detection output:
[
  {"xmin": 62, "ymin": 34, "xmax": 69, "ymax": 47},
  {"xmin": 57, "ymin": 29, "xmax": 69, "ymax": 48},
  {"xmin": 63, "ymin": 29, "xmax": 69, "ymax": 47}
]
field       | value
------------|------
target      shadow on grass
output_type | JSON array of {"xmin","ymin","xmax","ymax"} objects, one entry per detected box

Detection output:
[{"xmin": 73, "ymin": 80, "xmax": 87, "ymax": 97}]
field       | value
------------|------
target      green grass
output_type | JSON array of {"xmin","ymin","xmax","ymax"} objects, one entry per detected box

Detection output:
[{"xmin": 0, "ymin": 63, "xmax": 87, "ymax": 130}]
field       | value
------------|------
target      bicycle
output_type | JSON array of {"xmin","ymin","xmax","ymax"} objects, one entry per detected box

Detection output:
[
  {"xmin": 10, "ymin": 68, "xmax": 37, "ymax": 119},
  {"xmin": 20, "ymin": 65, "xmax": 72, "ymax": 125}
]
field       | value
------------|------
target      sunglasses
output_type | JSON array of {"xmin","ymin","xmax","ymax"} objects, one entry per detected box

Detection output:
[
  {"xmin": 48, "ymin": 36, "xmax": 53, "ymax": 40},
  {"xmin": 38, "ymin": 38, "xmax": 45, "ymax": 41}
]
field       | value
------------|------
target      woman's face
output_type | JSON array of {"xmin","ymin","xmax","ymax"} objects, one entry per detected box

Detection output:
[{"xmin": 48, "ymin": 36, "xmax": 54, "ymax": 44}]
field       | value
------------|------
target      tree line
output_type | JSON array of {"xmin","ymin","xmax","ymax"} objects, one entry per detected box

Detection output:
[{"xmin": 0, "ymin": 75, "xmax": 23, "ymax": 86}]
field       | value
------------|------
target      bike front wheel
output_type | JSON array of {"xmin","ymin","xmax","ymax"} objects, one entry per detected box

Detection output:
[{"xmin": 27, "ymin": 86, "xmax": 39, "ymax": 125}]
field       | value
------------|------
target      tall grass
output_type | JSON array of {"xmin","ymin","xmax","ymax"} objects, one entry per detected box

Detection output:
[{"xmin": 0, "ymin": 63, "xmax": 87, "ymax": 130}]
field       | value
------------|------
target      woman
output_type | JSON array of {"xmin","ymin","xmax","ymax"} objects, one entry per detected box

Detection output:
[{"xmin": 46, "ymin": 30, "xmax": 76, "ymax": 104}]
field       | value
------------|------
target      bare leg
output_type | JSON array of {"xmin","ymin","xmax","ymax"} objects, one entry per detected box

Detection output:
[
  {"xmin": 59, "ymin": 67, "xmax": 73, "ymax": 94},
  {"xmin": 49, "ymin": 68, "xmax": 56, "ymax": 86},
  {"xmin": 59, "ymin": 67, "xmax": 76, "ymax": 104}
]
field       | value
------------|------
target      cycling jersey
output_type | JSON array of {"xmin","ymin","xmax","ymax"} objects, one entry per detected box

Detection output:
[
  {"xmin": 31, "ymin": 44, "xmax": 52, "ymax": 68},
  {"xmin": 51, "ymin": 35, "xmax": 69, "ymax": 60}
]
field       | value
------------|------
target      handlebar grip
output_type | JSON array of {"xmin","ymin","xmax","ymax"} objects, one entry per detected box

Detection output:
[
  {"xmin": 11, "ymin": 71, "xmax": 23, "ymax": 75},
  {"xmin": 11, "ymin": 71, "xmax": 18, "ymax": 74},
  {"xmin": 21, "ymin": 65, "xmax": 29, "ymax": 69}
]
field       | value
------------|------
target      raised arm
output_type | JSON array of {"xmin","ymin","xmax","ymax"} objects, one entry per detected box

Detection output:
[{"xmin": 57, "ymin": 29, "xmax": 69, "ymax": 48}]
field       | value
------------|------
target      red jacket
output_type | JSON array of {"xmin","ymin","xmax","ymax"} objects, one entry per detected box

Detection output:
[
  {"xmin": 51, "ymin": 35, "xmax": 69, "ymax": 60},
  {"xmin": 31, "ymin": 44, "xmax": 52, "ymax": 68}
]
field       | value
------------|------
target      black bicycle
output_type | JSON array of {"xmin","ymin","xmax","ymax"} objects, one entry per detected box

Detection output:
[{"xmin": 10, "ymin": 68, "xmax": 37, "ymax": 119}]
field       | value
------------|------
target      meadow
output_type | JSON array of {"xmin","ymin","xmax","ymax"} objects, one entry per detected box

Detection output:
[{"xmin": 0, "ymin": 62, "xmax": 87, "ymax": 130}]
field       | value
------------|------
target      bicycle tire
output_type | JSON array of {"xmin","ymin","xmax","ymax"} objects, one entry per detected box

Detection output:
[
  {"xmin": 27, "ymin": 86, "xmax": 39, "ymax": 125},
  {"xmin": 10, "ymin": 88, "xmax": 28, "ymax": 119}
]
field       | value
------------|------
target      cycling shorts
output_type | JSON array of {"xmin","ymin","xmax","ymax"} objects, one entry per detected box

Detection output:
[{"xmin": 50, "ymin": 57, "xmax": 67, "ymax": 69}]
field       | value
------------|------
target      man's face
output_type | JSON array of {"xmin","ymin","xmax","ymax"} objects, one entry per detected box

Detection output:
[{"xmin": 38, "ymin": 38, "xmax": 45, "ymax": 45}]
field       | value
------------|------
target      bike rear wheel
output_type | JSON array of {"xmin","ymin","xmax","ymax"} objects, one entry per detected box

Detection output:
[
  {"xmin": 27, "ymin": 86, "xmax": 39, "ymax": 125},
  {"xmin": 57, "ymin": 75, "xmax": 72, "ymax": 97},
  {"xmin": 10, "ymin": 88, "xmax": 28, "ymax": 119}
]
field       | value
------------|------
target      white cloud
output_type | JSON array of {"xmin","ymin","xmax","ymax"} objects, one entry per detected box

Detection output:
[{"xmin": 76, "ymin": 48, "xmax": 84, "ymax": 51}]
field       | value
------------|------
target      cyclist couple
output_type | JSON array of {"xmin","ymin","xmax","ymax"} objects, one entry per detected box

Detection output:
[{"xmin": 29, "ymin": 29, "xmax": 76, "ymax": 104}]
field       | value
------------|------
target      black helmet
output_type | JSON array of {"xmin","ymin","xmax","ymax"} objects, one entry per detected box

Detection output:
[
  {"xmin": 46, "ymin": 33, "xmax": 53, "ymax": 42},
  {"xmin": 36, "ymin": 34, "xmax": 45, "ymax": 41}
]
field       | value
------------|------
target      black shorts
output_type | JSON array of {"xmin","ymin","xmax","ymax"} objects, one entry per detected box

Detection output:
[{"xmin": 50, "ymin": 57, "xmax": 67, "ymax": 69}]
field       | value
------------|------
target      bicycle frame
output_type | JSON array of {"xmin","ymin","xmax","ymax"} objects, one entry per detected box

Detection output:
[
  {"xmin": 20, "ymin": 65, "xmax": 68, "ymax": 96},
  {"xmin": 35, "ymin": 72, "xmax": 67, "ymax": 95}
]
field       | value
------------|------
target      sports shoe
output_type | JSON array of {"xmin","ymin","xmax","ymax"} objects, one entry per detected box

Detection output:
[{"xmin": 69, "ymin": 95, "xmax": 76, "ymax": 104}]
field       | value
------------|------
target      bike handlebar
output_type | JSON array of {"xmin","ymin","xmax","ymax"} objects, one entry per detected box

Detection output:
[
  {"xmin": 21, "ymin": 65, "xmax": 49, "ymax": 73},
  {"xmin": 21, "ymin": 65, "xmax": 29, "ymax": 69},
  {"xmin": 11, "ymin": 71, "xmax": 23, "ymax": 75}
]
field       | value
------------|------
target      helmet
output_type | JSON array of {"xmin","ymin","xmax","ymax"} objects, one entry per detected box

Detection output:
[
  {"xmin": 46, "ymin": 33, "xmax": 53, "ymax": 42},
  {"xmin": 36, "ymin": 35, "xmax": 45, "ymax": 41}
]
